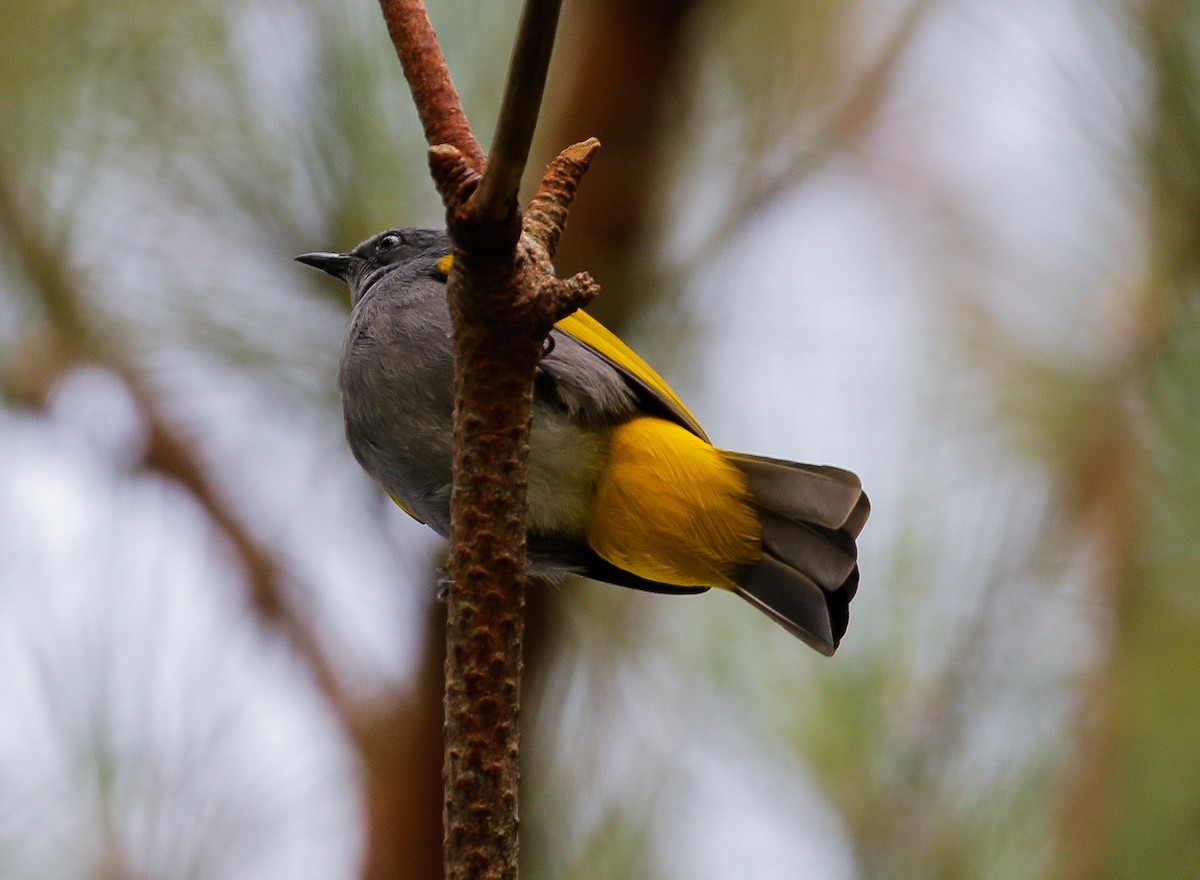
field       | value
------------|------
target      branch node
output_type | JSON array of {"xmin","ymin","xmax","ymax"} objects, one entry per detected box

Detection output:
[
  {"xmin": 528, "ymin": 271, "xmax": 599, "ymax": 327},
  {"xmin": 558, "ymin": 271, "xmax": 600, "ymax": 316},
  {"xmin": 429, "ymin": 144, "xmax": 483, "ymax": 211}
]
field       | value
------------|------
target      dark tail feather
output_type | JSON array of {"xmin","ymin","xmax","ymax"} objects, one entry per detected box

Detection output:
[
  {"xmin": 842, "ymin": 493, "xmax": 871, "ymax": 539},
  {"xmin": 728, "ymin": 453, "xmax": 869, "ymax": 654},
  {"xmin": 736, "ymin": 556, "xmax": 842, "ymax": 655},
  {"xmin": 726, "ymin": 453, "xmax": 865, "ymax": 530}
]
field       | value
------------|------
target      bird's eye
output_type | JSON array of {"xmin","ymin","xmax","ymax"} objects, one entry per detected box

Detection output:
[{"xmin": 376, "ymin": 233, "xmax": 402, "ymax": 252}]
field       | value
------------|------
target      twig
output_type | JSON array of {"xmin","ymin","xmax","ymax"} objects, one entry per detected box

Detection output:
[
  {"xmin": 377, "ymin": 0, "xmax": 485, "ymax": 170},
  {"xmin": 524, "ymin": 138, "xmax": 601, "ymax": 258},
  {"xmin": 473, "ymin": 0, "xmax": 565, "ymax": 221},
  {"xmin": 694, "ymin": 0, "xmax": 935, "ymax": 259}
]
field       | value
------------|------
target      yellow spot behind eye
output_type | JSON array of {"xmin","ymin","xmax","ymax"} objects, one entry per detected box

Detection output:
[{"xmin": 436, "ymin": 254, "xmax": 454, "ymax": 278}]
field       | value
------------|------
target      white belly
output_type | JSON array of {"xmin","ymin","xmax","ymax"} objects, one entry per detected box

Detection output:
[{"xmin": 526, "ymin": 413, "xmax": 611, "ymax": 539}]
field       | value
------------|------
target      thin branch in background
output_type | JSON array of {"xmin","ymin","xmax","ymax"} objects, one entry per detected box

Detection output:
[
  {"xmin": 0, "ymin": 168, "xmax": 360, "ymax": 736},
  {"xmin": 0, "ymin": 167, "xmax": 452, "ymax": 879},
  {"xmin": 695, "ymin": 0, "xmax": 936, "ymax": 259},
  {"xmin": 534, "ymin": 0, "xmax": 696, "ymax": 332}
]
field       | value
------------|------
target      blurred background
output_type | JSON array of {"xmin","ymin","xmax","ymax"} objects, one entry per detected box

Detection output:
[{"xmin": 1, "ymin": 0, "xmax": 1197, "ymax": 877}]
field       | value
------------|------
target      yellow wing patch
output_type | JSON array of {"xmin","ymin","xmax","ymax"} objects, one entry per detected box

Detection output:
[
  {"xmin": 438, "ymin": 254, "xmax": 701, "ymax": 438},
  {"xmin": 556, "ymin": 310, "xmax": 708, "ymax": 441},
  {"xmin": 586, "ymin": 417, "xmax": 760, "ymax": 589}
]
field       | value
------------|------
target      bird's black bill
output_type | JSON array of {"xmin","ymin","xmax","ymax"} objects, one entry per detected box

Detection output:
[{"xmin": 296, "ymin": 251, "xmax": 353, "ymax": 281}]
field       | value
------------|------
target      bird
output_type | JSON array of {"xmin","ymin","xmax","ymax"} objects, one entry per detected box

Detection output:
[{"xmin": 297, "ymin": 227, "xmax": 868, "ymax": 655}]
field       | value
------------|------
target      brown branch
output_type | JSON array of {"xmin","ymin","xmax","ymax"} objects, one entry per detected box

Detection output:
[
  {"xmin": 377, "ymin": 0, "xmax": 485, "ymax": 170},
  {"xmin": 434, "ymin": 140, "xmax": 597, "ymax": 880},
  {"xmin": 472, "ymin": 0, "xmax": 566, "ymax": 222},
  {"xmin": 381, "ymin": 1, "xmax": 599, "ymax": 877},
  {"xmin": 524, "ymin": 137, "xmax": 600, "ymax": 258}
]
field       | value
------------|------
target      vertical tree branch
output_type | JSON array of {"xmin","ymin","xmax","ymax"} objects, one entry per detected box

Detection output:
[{"xmin": 374, "ymin": 1, "xmax": 594, "ymax": 877}]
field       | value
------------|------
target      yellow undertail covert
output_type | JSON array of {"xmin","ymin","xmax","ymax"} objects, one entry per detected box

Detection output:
[{"xmin": 587, "ymin": 416, "xmax": 762, "ymax": 589}]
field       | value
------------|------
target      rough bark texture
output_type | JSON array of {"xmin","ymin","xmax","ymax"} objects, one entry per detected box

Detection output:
[
  {"xmin": 374, "ymin": 3, "xmax": 594, "ymax": 877},
  {"xmin": 378, "ymin": 0, "xmax": 485, "ymax": 170},
  {"xmin": 440, "ymin": 316, "xmax": 536, "ymax": 880},
  {"xmin": 432, "ymin": 146, "xmax": 596, "ymax": 880}
]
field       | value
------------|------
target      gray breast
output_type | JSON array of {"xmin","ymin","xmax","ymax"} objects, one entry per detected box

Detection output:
[
  {"xmin": 339, "ymin": 273, "xmax": 642, "ymax": 545},
  {"xmin": 339, "ymin": 277, "xmax": 457, "ymax": 535}
]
